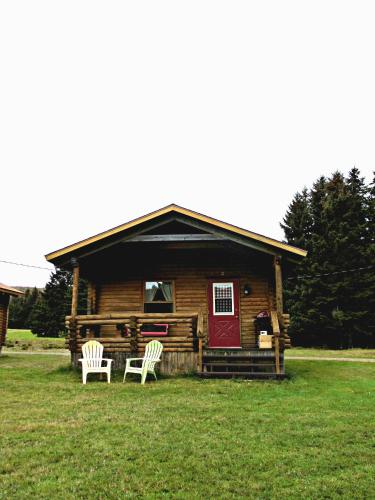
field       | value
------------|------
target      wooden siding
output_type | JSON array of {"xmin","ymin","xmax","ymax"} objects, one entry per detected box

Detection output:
[
  {"xmin": 0, "ymin": 299, "xmax": 9, "ymax": 352},
  {"xmin": 92, "ymin": 247, "xmax": 274, "ymax": 348}
]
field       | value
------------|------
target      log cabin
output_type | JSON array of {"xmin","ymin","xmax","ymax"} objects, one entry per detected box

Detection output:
[
  {"xmin": 0, "ymin": 283, "xmax": 23, "ymax": 354},
  {"xmin": 45, "ymin": 204, "xmax": 307, "ymax": 379}
]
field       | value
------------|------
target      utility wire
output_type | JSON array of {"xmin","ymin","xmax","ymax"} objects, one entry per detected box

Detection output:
[
  {"xmin": 0, "ymin": 259, "xmax": 54, "ymax": 271},
  {"xmin": 1, "ymin": 258, "xmax": 374, "ymax": 280},
  {"xmin": 287, "ymin": 265, "xmax": 375, "ymax": 281}
]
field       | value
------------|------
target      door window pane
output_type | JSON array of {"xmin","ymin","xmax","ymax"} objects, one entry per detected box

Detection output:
[{"xmin": 213, "ymin": 283, "xmax": 234, "ymax": 315}]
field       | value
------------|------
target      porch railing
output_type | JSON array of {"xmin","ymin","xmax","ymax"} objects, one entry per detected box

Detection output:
[
  {"xmin": 65, "ymin": 311, "xmax": 205, "ymax": 357},
  {"xmin": 65, "ymin": 310, "xmax": 288, "ymax": 374}
]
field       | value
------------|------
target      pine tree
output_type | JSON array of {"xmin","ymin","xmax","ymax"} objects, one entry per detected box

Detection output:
[
  {"xmin": 30, "ymin": 269, "xmax": 87, "ymax": 337},
  {"xmin": 364, "ymin": 171, "xmax": 375, "ymax": 344},
  {"xmin": 281, "ymin": 188, "xmax": 312, "ymax": 250},
  {"xmin": 323, "ymin": 170, "xmax": 368, "ymax": 347},
  {"xmin": 281, "ymin": 187, "xmax": 315, "ymax": 344},
  {"xmin": 8, "ymin": 287, "xmax": 40, "ymax": 329},
  {"xmin": 283, "ymin": 176, "xmax": 331, "ymax": 346},
  {"xmin": 282, "ymin": 168, "xmax": 375, "ymax": 348}
]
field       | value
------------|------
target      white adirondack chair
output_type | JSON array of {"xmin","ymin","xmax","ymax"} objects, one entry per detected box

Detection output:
[
  {"xmin": 123, "ymin": 340, "xmax": 163, "ymax": 385},
  {"xmin": 79, "ymin": 340, "xmax": 113, "ymax": 384}
]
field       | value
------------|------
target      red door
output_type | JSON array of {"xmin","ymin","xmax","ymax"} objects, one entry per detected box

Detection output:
[{"xmin": 208, "ymin": 280, "xmax": 241, "ymax": 348}]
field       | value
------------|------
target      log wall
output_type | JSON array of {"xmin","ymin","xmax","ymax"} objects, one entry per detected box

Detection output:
[
  {"xmin": 91, "ymin": 248, "xmax": 274, "ymax": 348},
  {"xmin": 0, "ymin": 296, "xmax": 10, "ymax": 354}
]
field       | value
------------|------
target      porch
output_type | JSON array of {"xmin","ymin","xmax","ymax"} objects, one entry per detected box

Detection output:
[{"xmin": 66, "ymin": 309, "xmax": 288, "ymax": 377}]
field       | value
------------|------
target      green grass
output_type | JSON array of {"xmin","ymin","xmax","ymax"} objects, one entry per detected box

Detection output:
[
  {"xmin": 288, "ymin": 347, "xmax": 375, "ymax": 359},
  {"xmin": 5, "ymin": 329, "xmax": 36, "ymax": 341},
  {"xmin": 1, "ymin": 355, "xmax": 375, "ymax": 498},
  {"xmin": 5, "ymin": 329, "xmax": 66, "ymax": 351}
]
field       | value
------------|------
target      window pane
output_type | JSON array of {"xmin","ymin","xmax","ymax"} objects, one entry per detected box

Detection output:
[
  {"xmin": 144, "ymin": 281, "xmax": 173, "ymax": 302},
  {"xmin": 213, "ymin": 283, "xmax": 233, "ymax": 315},
  {"xmin": 144, "ymin": 302, "xmax": 173, "ymax": 313}
]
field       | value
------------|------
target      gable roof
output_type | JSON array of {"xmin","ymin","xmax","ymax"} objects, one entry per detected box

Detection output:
[
  {"xmin": 45, "ymin": 204, "xmax": 307, "ymax": 263},
  {"xmin": 0, "ymin": 283, "xmax": 24, "ymax": 297}
]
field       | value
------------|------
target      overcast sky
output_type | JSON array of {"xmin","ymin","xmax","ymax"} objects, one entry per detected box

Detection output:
[{"xmin": 1, "ymin": 1, "xmax": 374, "ymax": 287}]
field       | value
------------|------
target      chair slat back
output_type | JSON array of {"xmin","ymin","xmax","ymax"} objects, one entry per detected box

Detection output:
[
  {"xmin": 82, "ymin": 340, "xmax": 104, "ymax": 368},
  {"xmin": 144, "ymin": 340, "xmax": 163, "ymax": 360},
  {"xmin": 143, "ymin": 340, "xmax": 163, "ymax": 369}
]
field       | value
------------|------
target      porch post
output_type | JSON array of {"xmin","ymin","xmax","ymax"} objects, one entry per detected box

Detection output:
[
  {"xmin": 273, "ymin": 256, "xmax": 283, "ymax": 375},
  {"xmin": 274, "ymin": 256, "xmax": 283, "ymax": 318},
  {"xmin": 69, "ymin": 258, "xmax": 80, "ymax": 353},
  {"xmin": 71, "ymin": 258, "xmax": 80, "ymax": 317}
]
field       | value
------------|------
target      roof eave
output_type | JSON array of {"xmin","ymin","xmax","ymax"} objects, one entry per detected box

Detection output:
[
  {"xmin": 45, "ymin": 204, "xmax": 307, "ymax": 264},
  {"xmin": 0, "ymin": 286, "xmax": 24, "ymax": 297}
]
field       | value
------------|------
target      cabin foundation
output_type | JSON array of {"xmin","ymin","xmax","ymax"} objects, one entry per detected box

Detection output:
[{"xmin": 71, "ymin": 350, "xmax": 198, "ymax": 374}]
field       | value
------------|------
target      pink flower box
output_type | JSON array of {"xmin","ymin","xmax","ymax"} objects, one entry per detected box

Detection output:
[{"xmin": 140, "ymin": 323, "xmax": 169, "ymax": 336}]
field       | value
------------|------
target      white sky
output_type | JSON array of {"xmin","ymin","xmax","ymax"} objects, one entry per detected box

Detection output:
[{"xmin": 1, "ymin": 1, "xmax": 374, "ymax": 288}]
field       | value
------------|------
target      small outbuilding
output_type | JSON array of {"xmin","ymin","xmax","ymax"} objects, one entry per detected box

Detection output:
[
  {"xmin": 45, "ymin": 204, "xmax": 307, "ymax": 378},
  {"xmin": 0, "ymin": 283, "xmax": 23, "ymax": 354}
]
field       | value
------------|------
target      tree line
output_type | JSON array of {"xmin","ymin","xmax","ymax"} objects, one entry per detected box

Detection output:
[
  {"xmin": 9, "ymin": 270, "xmax": 87, "ymax": 337},
  {"xmin": 282, "ymin": 167, "xmax": 375, "ymax": 348},
  {"xmin": 9, "ymin": 167, "xmax": 375, "ymax": 347}
]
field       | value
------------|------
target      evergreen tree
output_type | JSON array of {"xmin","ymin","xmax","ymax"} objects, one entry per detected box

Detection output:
[
  {"xmin": 281, "ymin": 187, "xmax": 316, "ymax": 344},
  {"xmin": 282, "ymin": 168, "xmax": 375, "ymax": 348},
  {"xmin": 281, "ymin": 188, "xmax": 312, "ymax": 250},
  {"xmin": 364, "ymin": 171, "xmax": 375, "ymax": 343},
  {"xmin": 323, "ymin": 170, "xmax": 369, "ymax": 347},
  {"xmin": 367, "ymin": 172, "xmax": 375, "ymax": 258},
  {"xmin": 9, "ymin": 287, "xmax": 40, "ymax": 329},
  {"xmin": 30, "ymin": 269, "xmax": 87, "ymax": 337}
]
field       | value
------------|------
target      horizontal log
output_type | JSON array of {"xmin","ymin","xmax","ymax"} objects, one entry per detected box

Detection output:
[
  {"xmin": 69, "ymin": 336, "xmax": 194, "ymax": 342},
  {"xmin": 76, "ymin": 320, "xmax": 132, "ymax": 326},
  {"xmin": 138, "ymin": 345, "xmax": 194, "ymax": 349},
  {"xmin": 69, "ymin": 338, "xmax": 193, "ymax": 344},
  {"xmin": 129, "ymin": 348, "xmax": 193, "ymax": 353},
  {"xmin": 136, "ymin": 336, "xmax": 192, "ymax": 341},
  {"xmin": 138, "ymin": 319, "xmax": 192, "ymax": 324},
  {"xmin": 68, "ymin": 336, "xmax": 129, "ymax": 341},
  {"xmin": 72, "ymin": 348, "xmax": 195, "ymax": 353},
  {"xmin": 66, "ymin": 312, "xmax": 199, "ymax": 321},
  {"xmin": 136, "ymin": 328, "xmax": 192, "ymax": 333}
]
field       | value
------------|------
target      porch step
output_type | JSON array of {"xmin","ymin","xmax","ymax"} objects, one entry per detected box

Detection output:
[
  {"xmin": 200, "ymin": 349, "xmax": 284, "ymax": 379},
  {"xmin": 203, "ymin": 352, "xmax": 276, "ymax": 359},
  {"xmin": 204, "ymin": 362, "xmax": 276, "ymax": 368},
  {"xmin": 198, "ymin": 371, "xmax": 286, "ymax": 380}
]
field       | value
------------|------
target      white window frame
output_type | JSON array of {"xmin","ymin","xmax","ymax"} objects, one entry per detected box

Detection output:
[{"xmin": 213, "ymin": 282, "xmax": 234, "ymax": 316}]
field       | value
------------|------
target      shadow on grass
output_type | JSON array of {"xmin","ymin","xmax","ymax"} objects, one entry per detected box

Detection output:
[
  {"xmin": 45, "ymin": 363, "xmax": 300, "ymax": 386},
  {"xmin": 50, "ymin": 364, "xmax": 75, "ymax": 375}
]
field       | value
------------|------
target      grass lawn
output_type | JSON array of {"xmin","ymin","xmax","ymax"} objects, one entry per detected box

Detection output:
[
  {"xmin": 288, "ymin": 347, "xmax": 375, "ymax": 359},
  {"xmin": 1, "ymin": 355, "xmax": 375, "ymax": 499},
  {"xmin": 4, "ymin": 329, "xmax": 66, "ymax": 351}
]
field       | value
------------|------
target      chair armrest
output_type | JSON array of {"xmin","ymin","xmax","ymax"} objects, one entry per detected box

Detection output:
[
  {"xmin": 102, "ymin": 358, "xmax": 113, "ymax": 365},
  {"xmin": 78, "ymin": 358, "xmax": 104, "ymax": 364},
  {"xmin": 126, "ymin": 357, "xmax": 144, "ymax": 367}
]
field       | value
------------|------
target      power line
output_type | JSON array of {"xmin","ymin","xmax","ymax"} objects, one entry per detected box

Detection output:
[
  {"xmin": 0, "ymin": 259, "xmax": 54, "ymax": 271},
  {"xmin": 287, "ymin": 265, "xmax": 375, "ymax": 281},
  {"xmin": 1, "ymin": 257, "xmax": 374, "ymax": 280}
]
